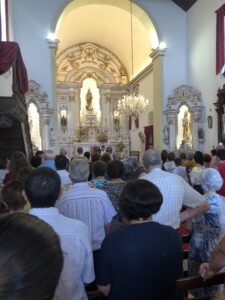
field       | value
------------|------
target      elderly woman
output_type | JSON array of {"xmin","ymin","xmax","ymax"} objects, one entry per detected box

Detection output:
[
  {"xmin": 189, "ymin": 168, "xmax": 225, "ymax": 297},
  {"xmin": 97, "ymin": 179, "xmax": 183, "ymax": 300}
]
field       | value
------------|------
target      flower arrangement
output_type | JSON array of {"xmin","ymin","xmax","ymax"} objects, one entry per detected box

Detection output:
[
  {"xmin": 116, "ymin": 142, "xmax": 125, "ymax": 152},
  {"xmin": 97, "ymin": 133, "xmax": 108, "ymax": 143}
]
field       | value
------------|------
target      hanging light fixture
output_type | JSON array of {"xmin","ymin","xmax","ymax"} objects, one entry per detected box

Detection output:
[{"xmin": 118, "ymin": 0, "xmax": 151, "ymax": 116}]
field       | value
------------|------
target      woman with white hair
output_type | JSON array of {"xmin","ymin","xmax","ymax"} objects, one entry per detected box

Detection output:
[{"xmin": 188, "ymin": 168, "xmax": 225, "ymax": 297}]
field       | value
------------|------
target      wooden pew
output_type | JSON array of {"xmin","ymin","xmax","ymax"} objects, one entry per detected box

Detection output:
[{"xmin": 176, "ymin": 272, "xmax": 225, "ymax": 300}]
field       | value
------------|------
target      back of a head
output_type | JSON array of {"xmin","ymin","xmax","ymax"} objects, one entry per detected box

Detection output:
[
  {"xmin": 0, "ymin": 213, "xmax": 63, "ymax": 300},
  {"xmin": 211, "ymin": 149, "xmax": 217, "ymax": 157},
  {"xmin": 217, "ymin": 148, "xmax": 225, "ymax": 161},
  {"xmin": 2, "ymin": 181, "xmax": 26, "ymax": 211},
  {"xmin": 119, "ymin": 179, "xmax": 163, "ymax": 221},
  {"xmin": 69, "ymin": 159, "xmax": 89, "ymax": 183},
  {"xmin": 174, "ymin": 157, "xmax": 182, "ymax": 167},
  {"xmin": 126, "ymin": 156, "xmax": 138, "ymax": 169},
  {"xmin": 187, "ymin": 152, "xmax": 194, "ymax": 161},
  {"xmin": 143, "ymin": 149, "xmax": 161, "ymax": 170},
  {"xmin": 204, "ymin": 153, "xmax": 211, "ymax": 163},
  {"xmin": 123, "ymin": 162, "xmax": 134, "ymax": 181},
  {"xmin": 107, "ymin": 160, "xmax": 124, "ymax": 179},
  {"xmin": 15, "ymin": 165, "xmax": 35, "ymax": 185},
  {"xmin": 91, "ymin": 153, "xmax": 101, "ymax": 163},
  {"xmin": 92, "ymin": 160, "xmax": 106, "ymax": 177},
  {"xmin": 55, "ymin": 155, "xmax": 68, "ymax": 170},
  {"xmin": 84, "ymin": 151, "xmax": 91, "ymax": 160},
  {"xmin": 9, "ymin": 151, "xmax": 29, "ymax": 174},
  {"xmin": 161, "ymin": 149, "xmax": 168, "ymax": 163},
  {"xmin": 44, "ymin": 150, "xmax": 55, "ymax": 160},
  {"xmin": 167, "ymin": 152, "xmax": 175, "ymax": 162},
  {"xmin": 106, "ymin": 146, "xmax": 112, "ymax": 154},
  {"xmin": 60, "ymin": 148, "xmax": 67, "ymax": 156},
  {"xmin": 25, "ymin": 167, "xmax": 61, "ymax": 208},
  {"xmin": 179, "ymin": 152, "xmax": 186, "ymax": 160},
  {"xmin": 100, "ymin": 152, "xmax": 112, "ymax": 165},
  {"xmin": 30, "ymin": 155, "xmax": 42, "ymax": 168},
  {"xmin": 201, "ymin": 168, "xmax": 223, "ymax": 192},
  {"xmin": 194, "ymin": 151, "xmax": 204, "ymax": 165},
  {"xmin": 77, "ymin": 147, "xmax": 83, "ymax": 155}
]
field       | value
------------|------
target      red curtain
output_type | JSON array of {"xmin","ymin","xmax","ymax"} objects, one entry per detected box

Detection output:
[
  {"xmin": 216, "ymin": 4, "xmax": 225, "ymax": 74},
  {"xmin": 144, "ymin": 125, "xmax": 153, "ymax": 150},
  {"xmin": 0, "ymin": 41, "xmax": 28, "ymax": 93}
]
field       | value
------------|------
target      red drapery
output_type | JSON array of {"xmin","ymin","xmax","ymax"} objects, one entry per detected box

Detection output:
[
  {"xmin": 0, "ymin": 41, "xmax": 28, "ymax": 93},
  {"xmin": 144, "ymin": 125, "xmax": 153, "ymax": 150},
  {"xmin": 216, "ymin": 4, "xmax": 225, "ymax": 74}
]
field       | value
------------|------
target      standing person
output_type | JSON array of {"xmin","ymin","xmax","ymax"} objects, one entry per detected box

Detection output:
[
  {"xmin": 190, "ymin": 151, "xmax": 205, "ymax": 194},
  {"xmin": 173, "ymin": 157, "xmax": 188, "ymax": 181},
  {"xmin": 25, "ymin": 167, "xmax": 94, "ymax": 300},
  {"xmin": 39, "ymin": 150, "xmax": 56, "ymax": 170},
  {"xmin": 56, "ymin": 159, "xmax": 116, "ymax": 253},
  {"xmin": 55, "ymin": 154, "xmax": 71, "ymax": 187},
  {"xmin": 188, "ymin": 168, "xmax": 225, "ymax": 297},
  {"xmin": 141, "ymin": 149, "xmax": 209, "ymax": 229},
  {"xmin": 96, "ymin": 179, "xmax": 183, "ymax": 300}
]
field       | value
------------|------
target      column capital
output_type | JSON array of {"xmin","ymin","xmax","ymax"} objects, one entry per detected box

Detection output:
[{"xmin": 150, "ymin": 47, "xmax": 166, "ymax": 61}]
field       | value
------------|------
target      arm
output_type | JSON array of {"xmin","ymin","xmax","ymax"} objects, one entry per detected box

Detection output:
[
  {"xmin": 199, "ymin": 237, "xmax": 225, "ymax": 279},
  {"xmin": 180, "ymin": 201, "xmax": 210, "ymax": 222},
  {"xmin": 104, "ymin": 223, "xmax": 112, "ymax": 235},
  {"xmin": 97, "ymin": 284, "xmax": 111, "ymax": 296}
]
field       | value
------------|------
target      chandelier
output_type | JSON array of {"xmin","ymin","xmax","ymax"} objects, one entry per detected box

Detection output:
[{"xmin": 118, "ymin": 0, "xmax": 151, "ymax": 116}]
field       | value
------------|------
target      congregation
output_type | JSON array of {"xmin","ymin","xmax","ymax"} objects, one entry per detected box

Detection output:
[{"xmin": 1, "ymin": 146, "xmax": 225, "ymax": 299}]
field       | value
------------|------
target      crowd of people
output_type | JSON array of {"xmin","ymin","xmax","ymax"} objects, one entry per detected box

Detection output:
[{"xmin": 0, "ymin": 145, "xmax": 225, "ymax": 299}]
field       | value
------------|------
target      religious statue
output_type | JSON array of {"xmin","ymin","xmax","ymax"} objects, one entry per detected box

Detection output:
[
  {"xmin": 85, "ymin": 89, "xmax": 93, "ymax": 111},
  {"xmin": 182, "ymin": 111, "xmax": 190, "ymax": 141}
]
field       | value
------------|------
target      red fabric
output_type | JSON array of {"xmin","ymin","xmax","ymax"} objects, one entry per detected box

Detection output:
[
  {"xmin": 144, "ymin": 125, "xmax": 153, "ymax": 150},
  {"xmin": 0, "ymin": 41, "xmax": 28, "ymax": 93},
  {"xmin": 217, "ymin": 162, "xmax": 225, "ymax": 196},
  {"xmin": 216, "ymin": 4, "xmax": 225, "ymax": 74}
]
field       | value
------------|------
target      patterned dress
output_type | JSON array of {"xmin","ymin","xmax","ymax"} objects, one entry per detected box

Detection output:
[
  {"xmin": 189, "ymin": 193, "xmax": 225, "ymax": 297},
  {"xmin": 101, "ymin": 181, "xmax": 127, "ymax": 231}
]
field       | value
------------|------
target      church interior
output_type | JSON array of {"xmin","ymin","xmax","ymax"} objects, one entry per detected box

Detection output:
[
  {"xmin": 2, "ymin": 1, "xmax": 225, "ymax": 299},
  {"xmin": 1, "ymin": 0, "xmax": 225, "ymax": 158}
]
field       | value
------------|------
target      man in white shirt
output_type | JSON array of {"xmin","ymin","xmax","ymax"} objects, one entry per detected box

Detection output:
[
  {"xmin": 25, "ymin": 167, "xmax": 94, "ymax": 300},
  {"xmin": 55, "ymin": 154, "xmax": 72, "ymax": 187},
  {"xmin": 141, "ymin": 149, "xmax": 210, "ymax": 229},
  {"xmin": 56, "ymin": 159, "xmax": 117, "ymax": 251}
]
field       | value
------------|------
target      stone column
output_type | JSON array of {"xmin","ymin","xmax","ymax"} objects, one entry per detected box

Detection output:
[
  {"xmin": 46, "ymin": 38, "xmax": 60, "ymax": 153},
  {"xmin": 167, "ymin": 112, "xmax": 177, "ymax": 151},
  {"xmin": 150, "ymin": 48, "xmax": 166, "ymax": 151},
  {"xmin": 191, "ymin": 109, "xmax": 200, "ymax": 152},
  {"xmin": 68, "ymin": 83, "xmax": 81, "ymax": 136},
  {"xmin": 40, "ymin": 106, "xmax": 54, "ymax": 150}
]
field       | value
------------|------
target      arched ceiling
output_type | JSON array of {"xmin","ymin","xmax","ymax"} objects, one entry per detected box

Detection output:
[{"xmin": 55, "ymin": 0, "xmax": 158, "ymax": 80}]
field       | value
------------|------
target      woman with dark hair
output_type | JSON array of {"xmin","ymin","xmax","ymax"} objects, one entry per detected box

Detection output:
[
  {"xmin": 190, "ymin": 151, "xmax": 205, "ymax": 194},
  {"xmin": 1, "ymin": 181, "xmax": 27, "ymax": 212},
  {"xmin": 0, "ymin": 213, "xmax": 63, "ymax": 300},
  {"xmin": 3, "ymin": 151, "xmax": 30, "ymax": 184},
  {"xmin": 97, "ymin": 179, "xmax": 183, "ymax": 300},
  {"xmin": 101, "ymin": 160, "xmax": 126, "ymax": 231}
]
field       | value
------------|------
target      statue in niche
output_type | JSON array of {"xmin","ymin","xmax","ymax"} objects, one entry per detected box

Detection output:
[
  {"xmin": 182, "ymin": 111, "xmax": 191, "ymax": 141},
  {"xmin": 85, "ymin": 89, "xmax": 93, "ymax": 112},
  {"xmin": 163, "ymin": 126, "xmax": 169, "ymax": 140}
]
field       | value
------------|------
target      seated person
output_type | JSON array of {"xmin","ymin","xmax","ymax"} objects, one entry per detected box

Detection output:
[
  {"xmin": 189, "ymin": 168, "xmax": 225, "ymax": 297},
  {"xmin": 96, "ymin": 179, "xmax": 183, "ymax": 300},
  {"xmin": 90, "ymin": 160, "xmax": 108, "ymax": 188},
  {"xmin": 0, "ymin": 213, "xmax": 63, "ymax": 300}
]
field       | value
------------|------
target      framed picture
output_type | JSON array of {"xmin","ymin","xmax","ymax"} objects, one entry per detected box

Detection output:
[{"xmin": 207, "ymin": 116, "xmax": 212, "ymax": 129}]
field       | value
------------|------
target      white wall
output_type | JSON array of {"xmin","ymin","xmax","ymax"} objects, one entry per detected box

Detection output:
[
  {"xmin": 187, "ymin": 0, "xmax": 225, "ymax": 152},
  {"xmin": 0, "ymin": 72, "xmax": 12, "ymax": 96}
]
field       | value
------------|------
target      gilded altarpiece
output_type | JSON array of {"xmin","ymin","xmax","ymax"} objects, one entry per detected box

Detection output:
[{"xmin": 56, "ymin": 42, "xmax": 130, "ymax": 156}]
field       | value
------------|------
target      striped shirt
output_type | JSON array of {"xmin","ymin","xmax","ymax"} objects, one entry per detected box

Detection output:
[
  {"xmin": 141, "ymin": 168, "xmax": 205, "ymax": 229},
  {"xmin": 56, "ymin": 182, "xmax": 117, "ymax": 250},
  {"xmin": 30, "ymin": 207, "xmax": 94, "ymax": 300}
]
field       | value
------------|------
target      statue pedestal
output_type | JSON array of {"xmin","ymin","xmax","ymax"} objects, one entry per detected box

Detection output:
[
  {"xmin": 84, "ymin": 113, "xmax": 97, "ymax": 127},
  {"xmin": 87, "ymin": 127, "xmax": 97, "ymax": 142}
]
